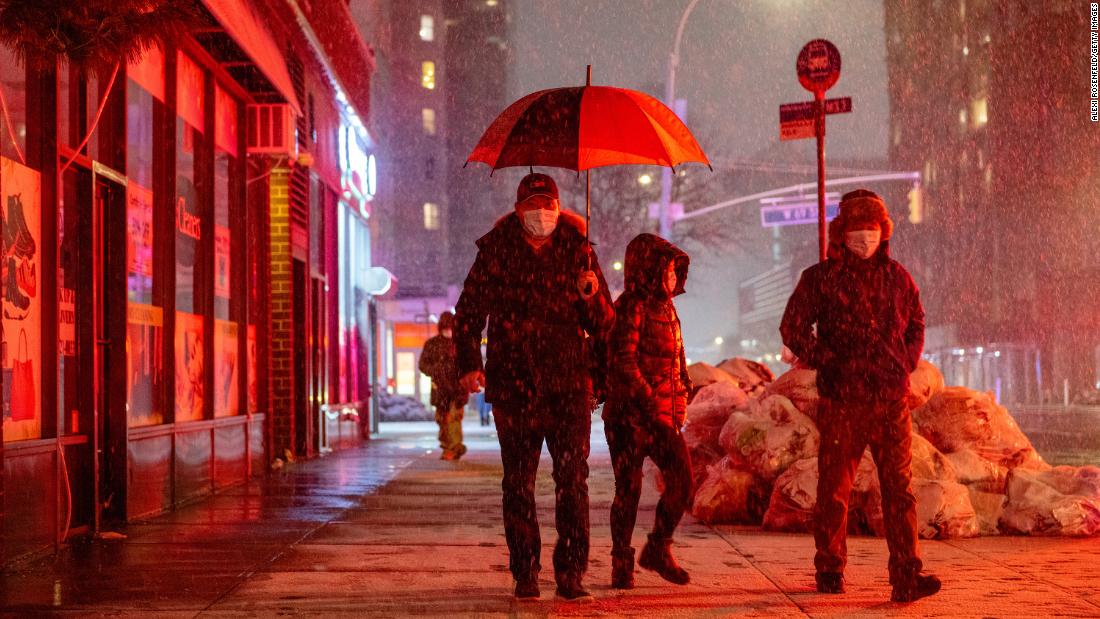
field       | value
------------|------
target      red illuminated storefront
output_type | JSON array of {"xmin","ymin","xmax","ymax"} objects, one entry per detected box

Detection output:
[{"xmin": 0, "ymin": 0, "xmax": 377, "ymax": 564}]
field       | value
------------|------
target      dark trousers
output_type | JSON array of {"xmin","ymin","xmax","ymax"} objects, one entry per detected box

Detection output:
[
  {"xmin": 814, "ymin": 397, "xmax": 922, "ymax": 585},
  {"xmin": 493, "ymin": 396, "xmax": 591, "ymax": 585},
  {"xmin": 605, "ymin": 416, "xmax": 693, "ymax": 554}
]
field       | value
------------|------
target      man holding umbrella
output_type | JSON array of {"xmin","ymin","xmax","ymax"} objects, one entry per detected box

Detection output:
[{"xmin": 454, "ymin": 172, "xmax": 614, "ymax": 601}]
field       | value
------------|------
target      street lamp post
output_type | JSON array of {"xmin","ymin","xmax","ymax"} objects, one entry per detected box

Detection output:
[{"xmin": 658, "ymin": 0, "xmax": 703, "ymax": 240}]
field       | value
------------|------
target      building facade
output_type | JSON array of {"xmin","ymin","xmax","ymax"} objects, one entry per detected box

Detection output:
[
  {"xmin": 0, "ymin": 0, "xmax": 380, "ymax": 565},
  {"xmin": 355, "ymin": 0, "xmax": 512, "ymax": 405},
  {"xmin": 885, "ymin": 0, "xmax": 1100, "ymax": 404}
]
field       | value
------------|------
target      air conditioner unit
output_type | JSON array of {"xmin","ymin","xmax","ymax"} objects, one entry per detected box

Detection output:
[{"xmin": 247, "ymin": 104, "xmax": 298, "ymax": 158}]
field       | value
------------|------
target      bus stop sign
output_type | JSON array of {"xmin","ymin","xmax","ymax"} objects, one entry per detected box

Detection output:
[{"xmin": 796, "ymin": 39, "xmax": 841, "ymax": 94}]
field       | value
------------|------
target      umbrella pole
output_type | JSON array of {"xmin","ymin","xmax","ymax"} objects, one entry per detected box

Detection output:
[
  {"xmin": 586, "ymin": 65, "xmax": 592, "ymax": 270},
  {"xmin": 585, "ymin": 169, "xmax": 591, "ymax": 270}
]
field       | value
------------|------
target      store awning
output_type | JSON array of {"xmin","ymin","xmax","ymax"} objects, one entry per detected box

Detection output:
[{"xmin": 202, "ymin": 0, "xmax": 302, "ymax": 114}]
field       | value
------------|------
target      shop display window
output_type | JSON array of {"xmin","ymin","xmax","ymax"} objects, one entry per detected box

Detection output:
[
  {"xmin": 213, "ymin": 84, "xmax": 241, "ymax": 417},
  {"xmin": 174, "ymin": 51, "xmax": 208, "ymax": 422},
  {"xmin": 1, "ymin": 49, "xmax": 41, "ymax": 442},
  {"xmin": 125, "ymin": 46, "xmax": 165, "ymax": 427}
]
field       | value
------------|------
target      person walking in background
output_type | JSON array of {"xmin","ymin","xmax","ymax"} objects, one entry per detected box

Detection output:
[
  {"xmin": 603, "ymin": 233, "xmax": 694, "ymax": 590},
  {"xmin": 419, "ymin": 311, "xmax": 467, "ymax": 461},
  {"xmin": 780, "ymin": 189, "xmax": 941, "ymax": 603},
  {"xmin": 453, "ymin": 172, "xmax": 614, "ymax": 601}
]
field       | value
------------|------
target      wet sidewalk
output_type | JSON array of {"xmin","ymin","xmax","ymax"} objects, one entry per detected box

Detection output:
[{"xmin": 3, "ymin": 417, "xmax": 1100, "ymax": 617}]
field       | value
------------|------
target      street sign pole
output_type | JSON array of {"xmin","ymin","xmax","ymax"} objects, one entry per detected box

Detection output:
[
  {"xmin": 793, "ymin": 38, "xmax": 841, "ymax": 262},
  {"xmin": 815, "ymin": 89, "xmax": 826, "ymax": 262}
]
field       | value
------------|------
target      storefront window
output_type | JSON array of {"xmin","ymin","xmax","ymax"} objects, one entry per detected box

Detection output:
[
  {"xmin": 175, "ymin": 51, "xmax": 207, "ymax": 422},
  {"xmin": 0, "ymin": 47, "xmax": 26, "ymax": 165},
  {"xmin": 1, "ymin": 47, "xmax": 41, "ymax": 442},
  {"xmin": 246, "ymin": 160, "xmax": 264, "ymax": 414},
  {"xmin": 213, "ymin": 84, "xmax": 240, "ymax": 417},
  {"xmin": 126, "ymin": 46, "xmax": 165, "ymax": 427},
  {"xmin": 2, "ymin": 154, "xmax": 42, "ymax": 442},
  {"xmin": 338, "ymin": 202, "xmax": 349, "ymax": 402}
]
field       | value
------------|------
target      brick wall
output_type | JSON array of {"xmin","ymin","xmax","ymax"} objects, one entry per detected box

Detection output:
[{"xmin": 268, "ymin": 166, "xmax": 295, "ymax": 459}]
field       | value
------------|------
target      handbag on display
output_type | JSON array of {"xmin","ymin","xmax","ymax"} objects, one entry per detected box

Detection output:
[{"xmin": 11, "ymin": 328, "xmax": 35, "ymax": 421}]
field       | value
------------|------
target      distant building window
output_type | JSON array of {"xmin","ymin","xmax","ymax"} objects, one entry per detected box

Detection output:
[
  {"xmin": 421, "ymin": 61, "xmax": 436, "ymax": 90},
  {"xmin": 423, "ymin": 202, "xmax": 440, "ymax": 230},
  {"xmin": 422, "ymin": 108, "xmax": 436, "ymax": 135},
  {"xmin": 419, "ymin": 15, "xmax": 434, "ymax": 41},
  {"xmin": 970, "ymin": 97, "xmax": 988, "ymax": 129}
]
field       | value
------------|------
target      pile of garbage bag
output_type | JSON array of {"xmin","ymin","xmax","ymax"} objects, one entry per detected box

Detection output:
[{"xmin": 681, "ymin": 358, "xmax": 1100, "ymax": 538}]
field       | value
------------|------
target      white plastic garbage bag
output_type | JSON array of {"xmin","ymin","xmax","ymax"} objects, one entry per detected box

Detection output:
[
  {"xmin": 691, "ymin": 456, "xmax": 769, "ymax": 524},
  {"xmin": 907, "ymin": 360, "xmax": 945, "ymax": 409},
  {"xmin": 717, "ymin": 358, "xmax": 774, "ymax": 396},
  {"xmin": 684, "ymin": 385, "xmax": 747, "ymax": 447},
  {"xmin": 719, "ymin": 395, "xmax": 819, "ymax": 480},
  {"xmin": 910, "ymin": 433, "xmax": 957, "ymax": 482},
  {"xmin": 687, "ymin": 362, "xmax": 740, "ymax": 392},
  {"xmin": 683, "ymin": 382, "xmax": 750, "ymax": 485},
  {"xmin": 967, "ymin": 487, "xmax": 1006, "ymax": 535},
  {"xmin": 912, "ymin": 387, "xmax": 1046, "ymax": 470},
  {"xmin": 761, "ymin": 452, "xmax": 883, "ymax": 534},
  {"xmin": 1000, "ymin": 466, "xmax": 1100, "ymax": 536},
  {"xmin": 945, "ymin": 448, "xmax": 1009, "ymax": 493},
  {"xmin": 761, "ymin": 457, "xmax": 818, "ymax": 532},
  {"xmin": 913, "ymin": 479, "xmax": 980, "ymax": 539},
  {"xmin": 763, "ymin": 368, "xmax": 820, "ymax": 421}
]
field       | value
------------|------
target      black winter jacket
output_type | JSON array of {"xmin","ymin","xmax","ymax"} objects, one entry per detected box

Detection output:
[
  {"xmin": 605, "ymin": 234, "xmax": 692, "ymax": 428},
  {"xmin": 779, "ymin": 241, "xmax": 925, "ymax": 404},
  {"xmin": 418, "ymin": 335, "xmax": 464, "ymax": 409},
  {"xmin": 453, "ymin": 211, "xmax": 614, "ymax": 406}
]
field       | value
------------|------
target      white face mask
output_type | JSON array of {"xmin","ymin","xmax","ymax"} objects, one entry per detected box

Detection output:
[
  {"xmin": 441, "ymin": 329, "xmax": 453, "ymax": 339},
  {"xmin": 522, "ymin": 209, "xmax": 559, "ymax": 238},
  {"xmin": 845, "ymin": 229, "xmax": 881, "ymax": 259}
]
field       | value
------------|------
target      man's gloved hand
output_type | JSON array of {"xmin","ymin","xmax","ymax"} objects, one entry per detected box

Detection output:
[
  {"xmin": 577, "ymin": 270, "xmax": 599, "ymax": 300},
  {"xmin": 460, "ymin": 370, "xmax": 485, "ymax": 394}
]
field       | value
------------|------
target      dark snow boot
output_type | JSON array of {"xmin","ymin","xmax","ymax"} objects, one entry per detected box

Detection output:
[
  {"xmin": 514, "ymin": 576, "xmax": 540, "ymax": 600},
  {"xmin": 638, "ymin": 534, "xmax": 689, "ymax": 585},
  {"xmin": 816, "ymin": 572, "xmax": 845, "ymax": 594},
  {"xmin": 891, "ymin": 573, "xmax": 941, "ymax": 603},
  {"xmin": 555, "ymin": 578, "xmax": 593, "ymax": 602},
  {"xmin": 611, "ymin": 548, "xmax": 635, "ymax": 589}
]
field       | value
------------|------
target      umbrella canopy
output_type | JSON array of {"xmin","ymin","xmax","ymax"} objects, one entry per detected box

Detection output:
[{"xmin": 467, "ymin": 85, "xmax": 711, "ymax": 172}]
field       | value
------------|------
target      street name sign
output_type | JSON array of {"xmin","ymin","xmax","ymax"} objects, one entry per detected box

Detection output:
[
  {"xmin": 779, "ymin": 97, "xmax": 852, "ymax": 141},
  {"xmin": 760, "ymin": 201, "xmax": 839, "ymax": 228}
]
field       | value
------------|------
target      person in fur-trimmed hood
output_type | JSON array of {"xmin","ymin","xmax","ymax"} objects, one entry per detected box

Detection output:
[
  {"xmin": 779, "ymin": 189, "xmax": 941, "ymax": 603},
  {"xmin": 454, "ymin": 172, "xmax": 614, "ymax": 602},
  {"xmin": 603, "ymin": 233, "xmax": 694, "ymax": 589}
]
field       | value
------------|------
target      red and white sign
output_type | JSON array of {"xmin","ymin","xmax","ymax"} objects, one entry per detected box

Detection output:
[
  {"xmin": 58, "ymin": 288, "xmax": 76, "ymax": 356},
  {"xmin": 127, "ymin": 183, "xmax": 154, "ymax": 276},
  {"xmin": 796, "ymin": 39, "xmax": 841, "ymax": 94}
]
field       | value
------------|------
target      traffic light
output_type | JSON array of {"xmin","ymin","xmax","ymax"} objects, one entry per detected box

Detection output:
[{"xmin": 907, "ymin": 183, "xmax": 923, "ymax": 224}]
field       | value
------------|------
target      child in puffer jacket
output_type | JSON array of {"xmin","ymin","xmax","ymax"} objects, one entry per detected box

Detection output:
[{"xmin": 603, "ymin": 233, "xmax": 693, "ymax": 589}]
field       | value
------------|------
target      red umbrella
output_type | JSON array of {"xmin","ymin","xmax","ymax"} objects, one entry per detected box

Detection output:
[{"xmin": 467, "ymin": 67, "xmax": 710, "ymax": 242}]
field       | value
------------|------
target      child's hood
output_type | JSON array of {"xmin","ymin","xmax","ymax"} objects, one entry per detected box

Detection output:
[{"xmin": 623, "ymin": 233, "xmax": 689, "ymax": 298}]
